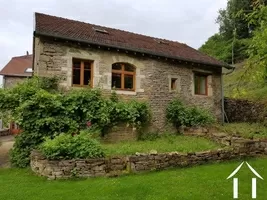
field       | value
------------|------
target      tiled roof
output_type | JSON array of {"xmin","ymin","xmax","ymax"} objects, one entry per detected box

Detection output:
[
  {"xmin": 0, "ymin": 54, "xmax": 33, "ymax": 77},
  {"xmin": 35, "ymin": 13, "xmax": 232, "ymax": 69}
]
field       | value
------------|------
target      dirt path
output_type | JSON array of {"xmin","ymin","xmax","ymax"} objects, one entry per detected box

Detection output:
[{"xmin": 0, "ymin": 135, "xmax": 15, "ymax": 168}]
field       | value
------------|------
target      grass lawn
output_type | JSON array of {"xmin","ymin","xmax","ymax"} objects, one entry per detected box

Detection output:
[
  {"xmin": 1, "ymin": 157, "xmax": 267, "ymax": 200},
  {"xmin": 217, "ymin": 123, "xmax": 267, "ymax": 139},
  {"xmin": 102, "ymin": 135, "xmax": 220, "ymax": 156}
]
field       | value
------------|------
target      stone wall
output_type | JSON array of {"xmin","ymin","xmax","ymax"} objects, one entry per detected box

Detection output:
[
  {"xmin": 30, "ymin": 130, "xmax": 267, "ymax": 180},
  {"xmin": 224, "ymin": 98, "xmax": 266, "ymax": 123},
  {"xmin": 3, "ymin": 76, "xmax": 28, "ymax": 88},
  {"xmin": 184, "ymin": 127, "xmax": 266, "ymax": 150},
  {"xmin": 102, "ymin": 124, "xmax": 137, "ymax": 143},
  {"xmin": 30, "ymin": 148, "xmax": 244, "ymax": 180},
  {"xmin": 0, "ymin": 129, "xmax": 10, "ymax": 136},
  {"xmin": 33, "ymin": 36, "xmax": 223, "ymax": 130}
]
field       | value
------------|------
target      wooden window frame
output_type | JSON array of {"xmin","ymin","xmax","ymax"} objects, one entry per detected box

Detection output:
[
  {"xmin": 112, "ymin": 63, "xmax": 136, "ymax": 91},
  {"xmin": 72, "ymin": 59, "xmax": 94, "ymax": 87},
  {"xmin": 194, "ymin": 73, "xmax": 208, "ymax": 96}
]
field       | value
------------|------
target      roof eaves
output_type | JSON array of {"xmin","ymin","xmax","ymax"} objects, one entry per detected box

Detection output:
[
  {"xmin": 0, "ymin": 73, "xmax": 32, "ymax": 77},
  {"xmin": 34, "ymin": 31, "xmax": 233, "ymax": 69}
]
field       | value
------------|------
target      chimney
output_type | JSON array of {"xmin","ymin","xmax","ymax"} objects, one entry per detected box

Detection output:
[{"xmin": 26, "ymin": 51, "xmax": 29, "ymax": 55}]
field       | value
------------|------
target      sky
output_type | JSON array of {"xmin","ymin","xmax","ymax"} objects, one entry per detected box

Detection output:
[{"xmin": 0, "ymin": 0, "xmax": 227, "ymax": 86}]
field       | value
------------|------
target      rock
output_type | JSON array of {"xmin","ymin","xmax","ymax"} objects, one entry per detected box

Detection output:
[
  {"xmin": 135, "ymin": 152, "xmax": 146, "ymax": 156},
  {"xmin": 149, "ymin": 150, "xmax": 158, "ymax": 155},
  {"xmin": 202, "ymin": 128, "xmax": 209, "ymax": 133}
]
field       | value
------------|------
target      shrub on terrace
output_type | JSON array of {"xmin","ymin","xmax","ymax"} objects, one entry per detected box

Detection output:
[{"xmin": 166, "ymin": 99, "xmax": 215, "ymax": 130}]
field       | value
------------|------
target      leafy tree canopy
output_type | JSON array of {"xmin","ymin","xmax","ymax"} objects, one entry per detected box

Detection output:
[{"xmin": 199, "ymin": 0, "xmax": 267, "ymax": 64}]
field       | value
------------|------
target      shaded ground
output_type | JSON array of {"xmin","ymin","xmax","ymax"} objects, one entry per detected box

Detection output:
[{"xmin": 0, "ymin": 135, "xmax": 14, "ymax": 168}]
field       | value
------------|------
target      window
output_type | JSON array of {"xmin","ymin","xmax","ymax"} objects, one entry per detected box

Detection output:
[
  {"xmin": 25, "ymin": 68, "xmax": 33, "ymax": 73},
  {"xmin": 112, "ymin": 63, "xmax": 135, "ymax": 91},
  {"xmin": 169, "ymin": 76, "xmax": 180, "ymax": 92},
  {"xmin": 93, "ymin": 27, "xmax": 109, "ymax": 34},
  {"xmin": 171, "ymin": 78, "xmax": 177, "ymax": 90},
  {"xmin": 72, "ymin": 59, "xmax": 93, "ymax": 87},
  {"xmin": 194, "ymin": 73, "xmax": 208, "ymax": 95},
  {"xmin": 154, "ymin": 39, "xmax": 169, "ymax": 45}
]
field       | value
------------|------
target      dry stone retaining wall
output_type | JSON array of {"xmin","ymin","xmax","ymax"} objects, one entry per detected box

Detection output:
[
  {"xmin": 31, "ymin": 127, "xmax": 267, "ymax": 180},
  {"xmin": 31, "ymin": 140, "xmax": 266, "ymax": 180},
  {"xmin": 0, "ymin": 129, "xmax": 10, "ymax": 136},
  {"xmin": 184, "ymin": 127, "xmax": 267, "ymax": 150},
  {"xmin": 224, "ymin": 98, "xmax": 266, "ymax": 123},
  {"xmin": 30, "ymin": 149, "xmax": 236, "ymax": 180}
]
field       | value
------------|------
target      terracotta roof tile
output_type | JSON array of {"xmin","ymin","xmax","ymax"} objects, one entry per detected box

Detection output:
[
  {"xmin": 35, "ymin": 13, "xmax": 231, "ymax": 69},
  {"xmin": 0, "ymin": 55, "xmax": 33, "ymax": 77}
]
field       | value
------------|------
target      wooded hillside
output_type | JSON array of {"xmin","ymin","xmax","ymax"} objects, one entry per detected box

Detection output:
[{"xmin": 200, "ymin": 0, "xmax": 267, "ymax": 100}]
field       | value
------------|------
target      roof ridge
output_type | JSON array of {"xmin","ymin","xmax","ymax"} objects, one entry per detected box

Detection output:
[
  {"xmin": 35, "ymin": 12, "xmax": 232, "ymax": 69},
  {"xmin": 12, "ymin": 55, "xmax": 33, "ymax": 59},
  {"xmin": 35, "ymin": 12, "xmax": 187, "ymax": 47},
  {"xmin": 0, "ymin": 53, "xmax": 33, "ymax": 77}
]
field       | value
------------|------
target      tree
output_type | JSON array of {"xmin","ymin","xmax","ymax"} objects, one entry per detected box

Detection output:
[
  {"xmin": 217, "ymin": 0, "xmax": 253, "ymax": 40},
  {"xmin": 199, "ymin": 0, "xmax": 265, "ymax": 64},
  {"xmin": 244, "ymin": 2, "xmax": 267, "ymax": 83},
  {"xmin": 199, "ymin": 34, "xmax": 233, "ymax": 63}
]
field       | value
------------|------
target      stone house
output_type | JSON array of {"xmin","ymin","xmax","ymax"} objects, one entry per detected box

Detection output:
[
  {"xmin": 0, "ymin": 53, "xmax": 32, "ymax": 134},
  {"xmin": 0, "ymin": 53, "xmax": 32, "ymax": 88},
  {"xmin": 33, "ymin": 13, "xmax": 233, "ymax": 130}
]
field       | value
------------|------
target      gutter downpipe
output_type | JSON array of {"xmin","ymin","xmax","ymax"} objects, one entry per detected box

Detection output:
[{"xmin": 221, "ymin": 67, "xmax": 235, "ymax": 124}]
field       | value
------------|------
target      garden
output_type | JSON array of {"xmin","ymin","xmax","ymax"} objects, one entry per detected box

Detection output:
[
  {"xmin": 0, "ymin": 76, "xmax": 217, "ymax": 168},
  {"xmin": 1, "ymin": 77, "xmax": 267, "ymax": 199}
]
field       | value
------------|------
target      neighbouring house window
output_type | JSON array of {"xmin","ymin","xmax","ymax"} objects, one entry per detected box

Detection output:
[
  {"xmin": 72, "ymin": 59, "xmax": 93, "ymax": 86},
  {"xmin": 194, "ymin": 73, "xmax": 208, "ymax": 95},
  {"xmin": 112, "ymin": 63, "xmax": 135, "ymax": 90}
]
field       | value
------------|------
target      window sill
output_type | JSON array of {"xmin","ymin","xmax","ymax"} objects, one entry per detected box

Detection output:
[
  {"xmin": 194, "ymin": 94, "xmax": 210, "ymax": 97},
  {"xmin": 169, "ymin": 89, "xmax": 179, "ymax": 93},
  {"xmin": 113, "ymin": 90, "xmax": 137, "ymax": 95},
  {"xmin": 72, "ymin": 84, "xmax": 92, "ymax": 88}
]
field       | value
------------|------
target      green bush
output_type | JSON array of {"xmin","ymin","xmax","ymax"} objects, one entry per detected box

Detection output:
[
  {"xmin": 166, "ymin": 99, "xmax": 215, "ymax": 129},
  {"xmin": 62, "ymin": 88, "xmax": 112, "ymax": 130},
  {"xmin": 40, "ymin": 131, "xmax": 105, "ymax": 160},
  {"xmin": 10, "ymin": 132, "xmax": 45, "ymax": 168},
  {"xmin": 113, "ymin": 100, "xmax": 151, "ymax": 126},
  {"xmin": 0, "ymin": 77, "xmax": 150, "ymax": 167},
  {"xmin": 166, "ymin": 100, "xmax": 189, "ymax": 128},
  {"xmin": 187, "ymin": 107, "xmax": 215, "ymax": 127}
]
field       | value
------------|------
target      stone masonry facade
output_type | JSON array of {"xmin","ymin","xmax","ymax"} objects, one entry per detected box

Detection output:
[
  {"xmin": 34, "ymin": 37, "xmax": 223, "ymax": 129},
  {"xmin": 3, "ymin": 76, "xmax": 27, "ymax": 88}
]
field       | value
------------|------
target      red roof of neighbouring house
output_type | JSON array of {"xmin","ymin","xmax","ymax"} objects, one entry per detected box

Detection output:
[
  {"xmin": 34, "ymin": 13, "xmax": 233, "ymax": 69},
  {"xmin": 0, "ymin": 54, "xmax": 33, "ymax": 77}
]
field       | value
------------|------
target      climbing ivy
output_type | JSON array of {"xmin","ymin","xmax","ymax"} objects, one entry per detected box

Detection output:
[{"xmin": 0, "ymin": 77, "xmax": 151, "ymax": 167}]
